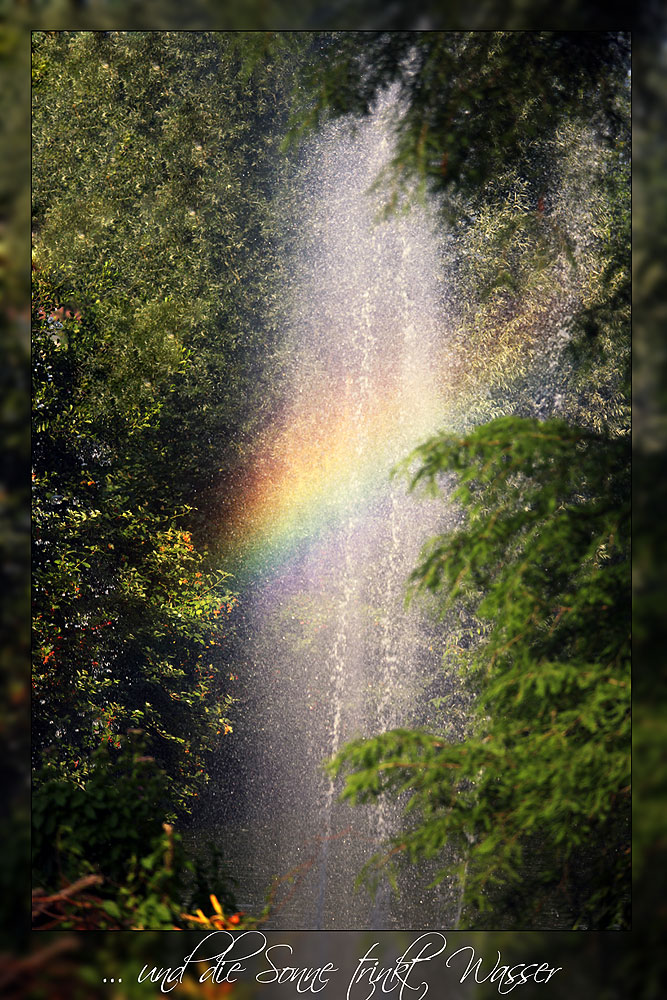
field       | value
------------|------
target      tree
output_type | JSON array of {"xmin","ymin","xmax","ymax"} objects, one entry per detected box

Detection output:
[
  {"xmin": 288, "ymin": 33, "xmax": 629, "ymax": 207},
  {"xmin": 287, "ymin": 31, "xmax": 630, "ymax": 435},
  {"xmin": 32, "ymin": 732, "xmax": 254, "ymax": 930},
  {"xmin": 30, "ymin": 29, "xmax": 315, "ymax": 928},
  {"xmin": 32, "ymin": 240, "xmax": 241, "ymax": 816},
  {"xmin": 31, "ymin": 31, "xmax": 308, "ymax": 814},
  {"xmin": 329, "ymin": 416, "xmax": 630, "ymax": 928},
  {"xmin": 32, "ymin": 31, "xmax": 305, "ymax": 523}
]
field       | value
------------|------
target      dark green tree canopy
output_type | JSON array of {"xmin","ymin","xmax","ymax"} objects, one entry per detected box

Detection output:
[
  {"xmin": 31, "ymin": 30, "xmax": 305, "ymax": 817},
  {"xmin": 330, "ymin": 416, "xmax": 630, "ymax": 929},
  {"xmin": 290, "ymin": 32, "xmax": 630, "ymax": 212}
]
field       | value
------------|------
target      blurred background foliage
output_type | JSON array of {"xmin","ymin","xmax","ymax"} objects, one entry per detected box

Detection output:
[
  {"xmin": 0, "ymin": 0, "xmax": 635, "ymax": 31},
  {"xmin": 30, "ymin": 30, "xmax": 305, "ymax": 815},
  {"xmin": 27, "ymin": 29, "xmax": 312, "ymax": 943},
  {"xmin": 0, "ymin": 1, "xmax": 662, "ymax": 996}
]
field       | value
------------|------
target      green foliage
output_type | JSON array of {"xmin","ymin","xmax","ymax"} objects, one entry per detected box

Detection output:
[
  {"xmin": 290, "ymin": 33, "xmax": 629, "ymax": 213},
  {"xmin": 329, "ymin": 417, "xmax": 630, "ymax": 929},
  {"xmin": 29, "ymin": 28, "xmax": 632, "ymax": 935},
  {"xmin": 30, "ymin": 32, "xmax": 310, "ymax": 813},
  {"xmin": 30, "ymin": 29, "xmax": 314, "ymax": 930},
  {"xmin": 439, "ymin": 114, "xmax": 630, "ymax": 434},
  {"xmin": 288, "ymin": 32, "xmax": 630, "ymax": 436},
  {"xmin": 33, "ymin": 735, "xmax": 186, "ymax": 929},
  {"xmin": 292, "ymin": 31, "xmax": 631, "ymax": 929},
  {"xmin": 32, "ymin": 733, "xmax": 246, "ymax": 930},
  {"xmin": 32, "ymin": 350, "xmax": 239, "ymax": 815},
  {"xmin": 34, "ymin": 739, "xmax": 162, "ymax": 887},
  {"xmin": 31, "ymin": 31, "xmax": 305, "ymax": 511}
]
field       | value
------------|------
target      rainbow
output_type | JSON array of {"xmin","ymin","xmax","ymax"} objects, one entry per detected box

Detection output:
[
  {"xmin": 221, "ymin": 360, "xmax": 449, "ymax": 580},
  {"xmin": 218, "ymin": 268, "xmax": 565, "ymax": 584}
]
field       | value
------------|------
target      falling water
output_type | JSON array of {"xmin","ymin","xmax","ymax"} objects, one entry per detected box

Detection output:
[{"xmin": 213, "ymin": 95, "xmax": 465, "ymax": 928}]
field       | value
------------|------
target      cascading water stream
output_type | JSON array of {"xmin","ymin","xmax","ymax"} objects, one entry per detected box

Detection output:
[
  {"xmin": 215, "ymin": 93, "xmax": 466, "ymax": 928},
  {"xmin": 315, "ymin": 521, "xmax": 356, "ymax": 929}
]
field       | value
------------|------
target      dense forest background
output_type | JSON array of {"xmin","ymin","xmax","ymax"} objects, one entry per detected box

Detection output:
[
  {"xmin": 0, "ymin": 12, "xmax": 662, "ymax": 995},
  {"xmin": 31, "ymin": 31, "xmax": 310, "ymax": 930}
]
